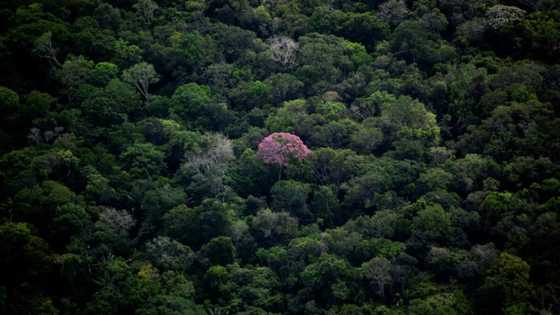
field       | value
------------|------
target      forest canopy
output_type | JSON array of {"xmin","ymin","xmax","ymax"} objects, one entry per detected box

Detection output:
[{"xmin": 0, "ymin": 0, "xmax": 559, "ymax": 314}]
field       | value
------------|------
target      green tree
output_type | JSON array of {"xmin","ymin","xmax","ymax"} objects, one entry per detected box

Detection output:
[
  {"xmin": 270, "ymin": 180, "xmax": 312, "ymax": 222},
  {"xmin": 249, "ymin": 208, "xmax": 298, "ymax": 246},
  {"xmin": 481, "ymin": 252, "xmax": 531, "ymax": 314},
  {"xmin": 300, "ymin": 254, "xmax": 354, "ymax": 306},
  {"xmin": 120, "ymin": 142, "xmax": 165, "ymax": 178},
  {"xmin": 145, "ymin": 236, "xmax": 195, "ymax": 271},
  {"xmin": 171, "ymin": 83, "xmax": 232, "ymax": 130},
  {"xmin": 199, "ymin": 236, "xmax": 236, "ymax": 266},
  {"xmin": 310, "ymin": 185, "xmax": 339, "ymax": 227},
  {"xmin": 163, "ymin": 199, "xmax": 234, "ymax": 248},
  {"xmin": 412, "ymin": 203, "xmax": 452, "ymax": 245},
  {"xmin": 361, "ymin": 257, "xmax": 392, "ymax": 299}
]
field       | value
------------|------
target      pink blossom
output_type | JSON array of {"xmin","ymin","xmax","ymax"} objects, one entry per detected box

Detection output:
[{"xmin": 257, "ymin": 132, "xmax": 311, "ymax": 166}]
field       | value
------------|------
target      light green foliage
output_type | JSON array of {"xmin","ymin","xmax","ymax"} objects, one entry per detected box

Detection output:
[
  {"xmin": 90, "ymin": 62, "xmax": 119, "ymax": 86},
  {"xmin": 412, "ymin": 203, "xmax": 452, "ymax": 243},
  {"xmin": 409, "ymin": 291, "xmax": 471, "ymax": 315},
  {"xmin": 171, "ymin": 83, "xmax": 231, "ymax": 130},
  {"xmin": 266, "ymin": 99, "xmax": 307, "ymax": 132},
  {"xmin": 315, "ymin": 101, "xmax": 346, "ymax": 120},
  {"xmin": 377, "ymin": 94, "xmax": 440, "ymax": 144},
  {"xmin": 340, "ymin": 39, "xmax": 373, "ymax": 67},
  {"xmin": 120, "ymin": 142, "xmax": 165, "ymax": 177}
]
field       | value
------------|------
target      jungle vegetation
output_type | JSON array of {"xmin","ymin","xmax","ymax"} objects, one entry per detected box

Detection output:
[{"xmin": 1, "ymin": 0, "xmax": 560, "ymax": 314}]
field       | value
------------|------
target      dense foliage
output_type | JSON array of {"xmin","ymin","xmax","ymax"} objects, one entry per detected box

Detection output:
[{"xmin": 1, "ymin": 0, "xmax": 559, "ymax": 314}]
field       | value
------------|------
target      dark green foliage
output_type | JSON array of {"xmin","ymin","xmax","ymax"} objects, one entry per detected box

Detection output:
[{"xmin": 0, "ymin": 0, "xmax": 559, "ymax": 314}]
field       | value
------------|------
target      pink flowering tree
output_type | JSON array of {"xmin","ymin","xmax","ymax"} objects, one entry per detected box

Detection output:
[{"xmin": 257, "ymin": 132, "xmax": 311, "ymax": 167}]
